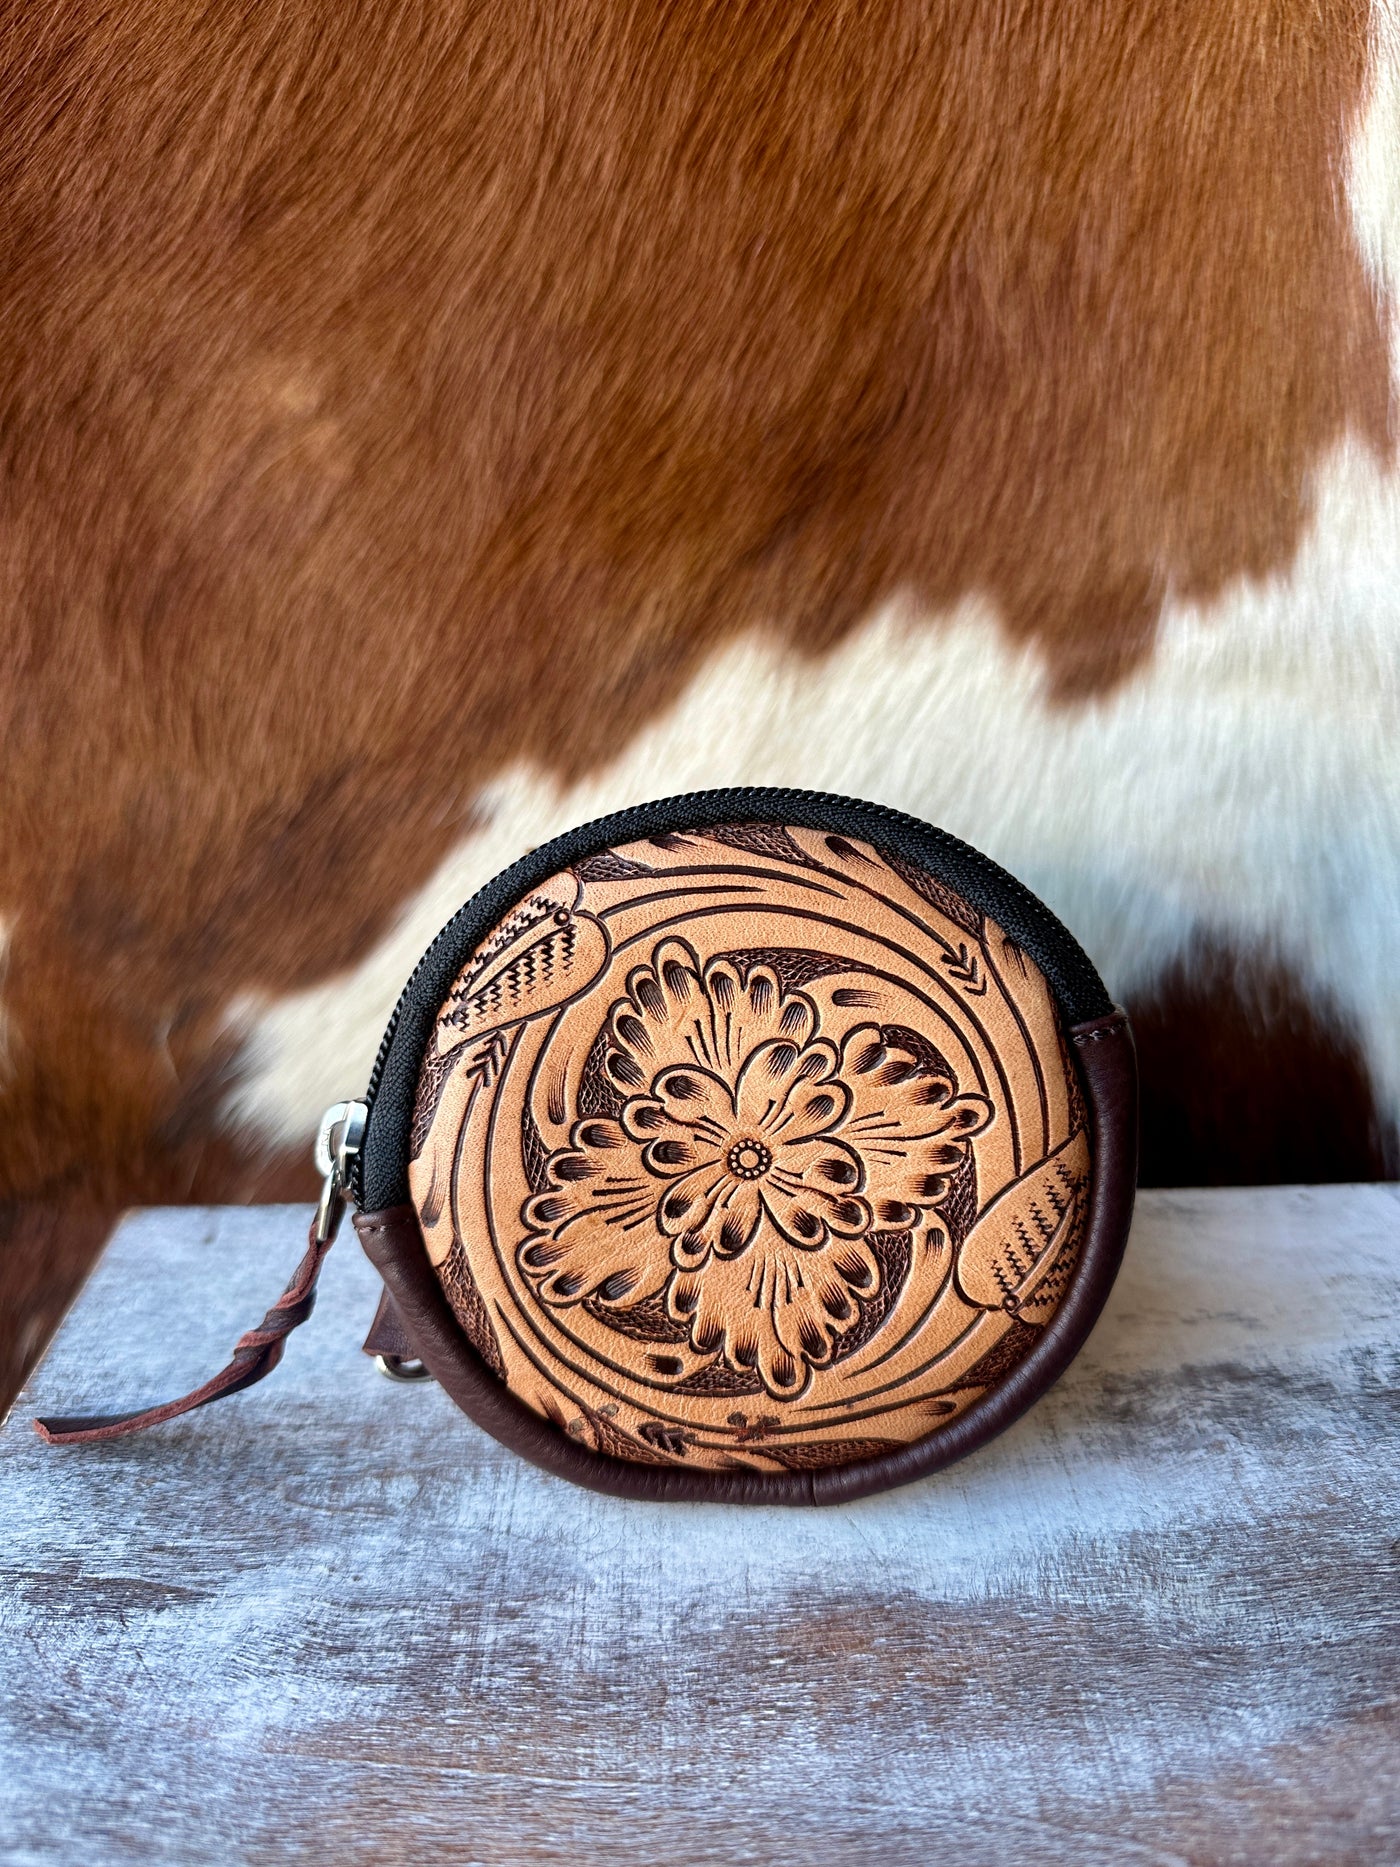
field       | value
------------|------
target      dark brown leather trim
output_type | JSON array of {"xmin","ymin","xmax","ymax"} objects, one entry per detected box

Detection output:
[
  {"xmin": 360, "ymin": 1286, "xmax": 420, "ymax": 1363},
  {"xmin": 354, "ymin": 1008, "xmax": 1137, "ymax": 1504}
]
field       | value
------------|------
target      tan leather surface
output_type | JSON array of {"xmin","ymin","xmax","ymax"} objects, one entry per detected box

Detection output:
[{"xmin": 408, "ymin": 824, "xmax": 1090, "ymax": 1473}]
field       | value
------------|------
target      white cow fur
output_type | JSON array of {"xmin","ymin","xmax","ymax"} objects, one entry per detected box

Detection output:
[{"xmin": 226, "ymin": 13, "xmax": 1400, "ymax": 1166}]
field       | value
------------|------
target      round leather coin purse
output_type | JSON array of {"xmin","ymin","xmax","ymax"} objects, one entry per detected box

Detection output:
[
  {"xmin": 354, "ymin": 788, "xmax": 1138, "ymax": 1502},
  {"xmin": 40, "ymin": 789, "xmax": 1137, "ymax": 1503}
]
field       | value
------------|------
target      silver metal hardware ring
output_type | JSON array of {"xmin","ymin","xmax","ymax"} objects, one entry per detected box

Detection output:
[{"xmin": 375, "ymin": 1354, "xmax": 433, "ymax": 1383}]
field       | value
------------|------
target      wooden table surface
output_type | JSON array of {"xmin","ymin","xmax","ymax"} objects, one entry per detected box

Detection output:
[{"xmin": 2, "ymin": 1187, "xmax": 1397, "ymax": 1867}]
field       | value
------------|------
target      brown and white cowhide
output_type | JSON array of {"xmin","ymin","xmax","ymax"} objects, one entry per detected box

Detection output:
[{"xmin": 1, "ymin": 1, "xmax": 1397, "ymax": 1400}]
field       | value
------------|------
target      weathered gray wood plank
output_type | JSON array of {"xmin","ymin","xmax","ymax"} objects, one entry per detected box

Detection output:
[{"xmin": 2, "ymin": 1188, "xmax": 1398, "ymax": 1867}]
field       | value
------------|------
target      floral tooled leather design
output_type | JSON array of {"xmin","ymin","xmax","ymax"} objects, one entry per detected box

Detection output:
[
  {"xmin": 408, "ymin": 823, "xmax": 1090, "ymax": 1473},
  {"xmin": 519, "ymin": 940, "xmax": 993, "ymax": 1398}
]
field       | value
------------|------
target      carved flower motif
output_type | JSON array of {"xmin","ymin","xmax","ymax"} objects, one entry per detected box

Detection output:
[{"xmin": 519, "ymin": 939, "xmax": 993, "ymax": 1398}]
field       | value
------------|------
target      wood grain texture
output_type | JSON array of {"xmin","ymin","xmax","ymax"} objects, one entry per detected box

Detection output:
[{"xmin": 2, "ymin": 1188, "xmax": 1398, "ymax": 1866}]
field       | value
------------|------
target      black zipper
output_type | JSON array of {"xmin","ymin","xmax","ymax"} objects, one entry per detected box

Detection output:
[{"xmin": 351, "ymin": 786, "xmax": 1112, "ymax": 1209}]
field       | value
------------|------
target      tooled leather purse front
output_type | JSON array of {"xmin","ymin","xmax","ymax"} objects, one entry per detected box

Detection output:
[{"xmin": 41, "ymin": 791, "xmax": 1137, "ymax": 1504}]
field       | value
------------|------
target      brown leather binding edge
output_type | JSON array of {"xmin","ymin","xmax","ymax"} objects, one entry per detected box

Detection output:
[
  {"xmin": 35, "ymin": 1217, "xmax": 334, "ymax": 1445},
  {"xmin": 355, "ymin": 1008, "xmax": 1137, "ymax": 1504}
]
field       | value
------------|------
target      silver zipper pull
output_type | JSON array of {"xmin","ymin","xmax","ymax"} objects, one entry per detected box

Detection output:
[{"xmin": 313, "ymin": 1100, "xmax": 368, "ymax": 1243}]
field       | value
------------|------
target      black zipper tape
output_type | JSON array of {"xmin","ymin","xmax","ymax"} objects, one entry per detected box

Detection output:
[{"xmin": 354, "ymin": 787, "xmax": 1113, "ymax": 1211}]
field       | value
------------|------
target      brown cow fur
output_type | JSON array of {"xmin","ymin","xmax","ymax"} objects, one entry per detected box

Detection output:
[{"xmin": 0, "ymin": 3, "xmax": 1394, "ymax": 1395}]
